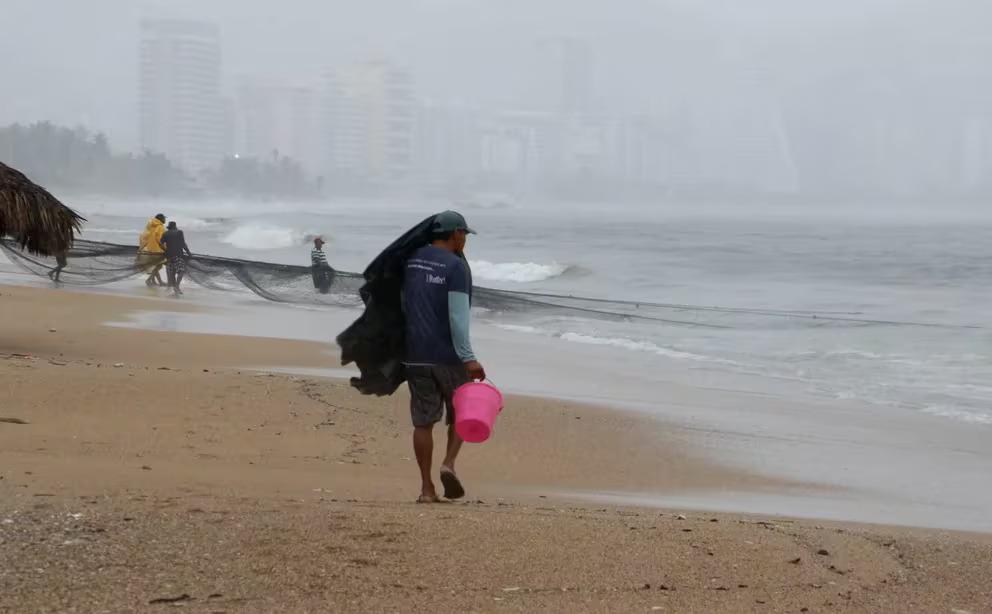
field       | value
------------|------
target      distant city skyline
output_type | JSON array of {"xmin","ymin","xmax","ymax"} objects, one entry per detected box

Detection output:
[{"xmin": 2, "ymin": 0, "xmax": 991, "ymax": 199}]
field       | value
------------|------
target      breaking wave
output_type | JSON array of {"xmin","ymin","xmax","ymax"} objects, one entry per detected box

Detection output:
[
  {"xmin": 221, "ymin": 223, "xmax": 313, "ymax": 250},
  {"xmin": 471, "ymin": 260, "xmax": 569, "ymax": 283}
]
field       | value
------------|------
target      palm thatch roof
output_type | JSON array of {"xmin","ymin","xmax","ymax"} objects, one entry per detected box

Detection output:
[{"xmin": 0, "ymin": 161, "xmax": 85, "ymax": 256}]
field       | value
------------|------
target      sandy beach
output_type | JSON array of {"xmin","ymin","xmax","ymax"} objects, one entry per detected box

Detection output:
[{"xmin": 2, "ymin": 284, "xmax": 991, "ymax": 613}]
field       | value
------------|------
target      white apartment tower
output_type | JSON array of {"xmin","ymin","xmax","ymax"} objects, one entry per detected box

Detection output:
[
  {"xmin": 324, "ymin": 61, "xmax": 415, "ymax": 182},
  {"xmin": 139, "ymin": 19, "xmax": 225, "ymax": 174}
]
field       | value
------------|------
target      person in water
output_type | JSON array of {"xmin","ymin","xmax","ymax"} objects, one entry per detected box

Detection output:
[
  {"xmin": 137, "ymin": 214, "xmax": 167, "ymax": 287},
  {"xmin": 310, "ymin": 237, "xmax": 333, "ymax": 294},
  {"xmin": 403, "ymin": 211, "xmax": 486, "ymax": 503},
  {"xmin": 159, "ymin": 221, "xmax": 192, "ymax": 296}
]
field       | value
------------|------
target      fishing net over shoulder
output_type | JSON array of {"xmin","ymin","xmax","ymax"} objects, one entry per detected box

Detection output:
[{"xmin": 1, "ymin": 238, "xmax": 979, "ymax": 331}]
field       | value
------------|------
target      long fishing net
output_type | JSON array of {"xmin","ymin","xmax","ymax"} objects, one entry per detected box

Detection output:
[{"xmin": 1, "ymin": 238, "xmax": 980, "ymax": 331}]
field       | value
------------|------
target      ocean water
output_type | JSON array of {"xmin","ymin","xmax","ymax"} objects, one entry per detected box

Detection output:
[{"xmin": 71, "ymin": 197, "xmax": 992, "ymax": 426}]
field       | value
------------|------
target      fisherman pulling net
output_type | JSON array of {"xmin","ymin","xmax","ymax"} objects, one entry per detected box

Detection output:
[{"xmin": 1, "ymin": 237, "xmax": 980, "ymax": 332}]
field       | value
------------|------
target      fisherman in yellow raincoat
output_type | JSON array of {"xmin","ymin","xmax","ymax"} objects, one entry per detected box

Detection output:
[{"xmin": 136, "ymin": 213, "xmax": 167, "ymax": 287}]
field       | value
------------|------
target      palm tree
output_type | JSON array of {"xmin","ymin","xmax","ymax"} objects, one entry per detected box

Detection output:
[{"xmin": 0, "ymin": 161, "xmax": 84, "ymax": 256}]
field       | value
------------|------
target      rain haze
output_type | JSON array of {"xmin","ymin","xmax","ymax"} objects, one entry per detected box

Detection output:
[
  {"xmin": 4, "ymin": 3, "xmax": 992, "ymax": 607},
  {"xmin": 2, "ymin": 0, "xmax": 991, "ymax": 200}
]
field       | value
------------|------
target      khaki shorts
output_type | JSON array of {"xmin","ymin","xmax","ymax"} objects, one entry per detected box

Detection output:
[{"xmin": 406, "ymin": 364, "xmax": 470, "ymax": 427}]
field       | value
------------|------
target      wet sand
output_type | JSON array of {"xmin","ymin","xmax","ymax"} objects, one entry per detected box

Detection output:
[{"xmin": 2, "ymin": 284, "xmax": 991, "ymax": 613}]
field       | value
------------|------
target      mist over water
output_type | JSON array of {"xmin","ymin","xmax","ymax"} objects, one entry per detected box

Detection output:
[{"xmin": 3, "ymin": 0, "xmax": 992, "ymax": 203}]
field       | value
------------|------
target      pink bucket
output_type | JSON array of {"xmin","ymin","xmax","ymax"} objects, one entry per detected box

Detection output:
[{"xmin": 453, "ymin": 381, "xmax": 504, "ymax": 443}]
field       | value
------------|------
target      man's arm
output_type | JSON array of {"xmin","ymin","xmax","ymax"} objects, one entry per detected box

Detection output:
[
  {"xmin": 181, "ymin": 233, "xmax": 192, "ymax": 257},
  {"xmin": 448, "ymin": 291, "xmax": 476, "ymax": 363},
  {"xmin": 447, "ymin": 258, "xmax": 484, "ymax": 380}
]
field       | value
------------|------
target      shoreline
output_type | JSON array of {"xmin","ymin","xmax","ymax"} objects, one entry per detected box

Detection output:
[
  {"xmin": 3, "ymin": 283, "xmax": 992, "ymax": 612},
  {"xmin": 85, "ymin": 281, "xmax": 992, "ymax": 534},
  {"xmin": 0, "ymin": 284, "xmax": 794, "ymax": 501},
  {"xmin": 3, "ymin": 281, "xmax": 991, "ymax": 533}
]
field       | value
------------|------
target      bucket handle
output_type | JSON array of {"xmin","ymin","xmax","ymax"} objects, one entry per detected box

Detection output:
[{"xmin": 471, "ymin": 378, "xmax": 503, "ymax": 412}]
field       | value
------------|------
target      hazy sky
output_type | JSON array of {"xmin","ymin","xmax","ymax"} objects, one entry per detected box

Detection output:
[{"xmin": 2, "ymin": 0, "xmax": 990, "ymax": 193}]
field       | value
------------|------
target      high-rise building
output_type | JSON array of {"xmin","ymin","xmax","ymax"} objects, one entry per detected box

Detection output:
[
  {"xmin": 414, "ymin": 102, "xmax": 483, "ymax": 189},
  {"xmin": 235, "ymin": 82, "xmax": 323, "ymax": 174},
  {"xmin": 323, "ymin": 61, "xmax": 416, "ymax": 183},
  {"xmin": 139, "ymin": 19, "xmax": 225, "ymax": 174},
  {"xmin": 533, "ymin": 37, "xmax": 595, "ymax": 115}
]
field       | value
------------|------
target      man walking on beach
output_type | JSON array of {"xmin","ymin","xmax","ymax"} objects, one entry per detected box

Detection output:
[
  {"xmin": 404, "ymin": 211, "xmax": 485, "ymax": 503},
  {"xmin": 160, "ymin": 221, "xmax": 192, "ymax": 296}
]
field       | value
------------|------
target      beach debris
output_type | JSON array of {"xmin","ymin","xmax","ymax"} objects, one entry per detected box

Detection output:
[
  {"xmin": 502, "ymin": 587, "xmax": 521, "ymax": 592},
  {"xmin": 148, "ymin": 594, "xmax": 192, "ymax": 605},
  {"xmin": 676, "ymin": 514, "xmax": 686, "ymax": 520},
  {"xmin": 68, "ymin": 513, "xmax": 83, "ymax": 520},
  {"xmin": 141, "ymin": 465, "xmax": 152, "ymax": 471},
  {"xmin": 113, "ymin": 362, "xmax": 124, "ymax": 368},
  {"xmin": 951, "ymin": 609, "xmax": 974, "ymax": 614},
  {"xmin": 738, "ymin": 584, "xmax": 749, "ymax": 588},
  {"xmin": 710, "ymin": 518, "xmax": 719, "ymax": 522},
  {"xmin": 48, "ymin": 360, "xmax": 67, "ymax": 366},
  {"xmin": 207, "ymin": 593, "xmax": 223, "ymax": 599},
  {"xmin": 651, "ymin": 607, "xmax": 664, "ymax": 611},
  {"xmin": 817, "ymin": 548, "xmax": 830, "ymax": 556},
  {"xmin": 789, "ymin": 557, "xmax": 802, "ymax": 565},
  {"xmin": 657, "ymin": 584, "xmax": 672, "ymax": 591},
  {"xmin": 48, "ymin": 328, "xmax": 56, "ymax": 333},
  {"xmin": 0, "ymin": 417, "xmax": 28, "ymax": 425},
  {"xmin": 2, "ymin": 518, "xmax": 13, "ymax": 524},
  {"xmin": 642, "ymin": 583, "xmax": 652, "ymax": 590}
]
